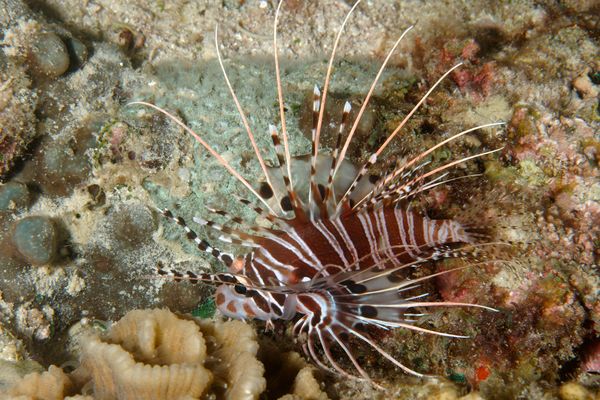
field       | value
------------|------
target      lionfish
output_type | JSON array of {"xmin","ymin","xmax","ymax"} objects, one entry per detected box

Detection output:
[{"xmin": 131, "ymin": 0, "xmax": 504, "ymax": 385}]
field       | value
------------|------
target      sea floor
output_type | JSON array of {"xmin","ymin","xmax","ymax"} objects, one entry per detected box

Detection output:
[{"xmin": 0, "ymin": 0, "xmax": 598, "ymax": 399}]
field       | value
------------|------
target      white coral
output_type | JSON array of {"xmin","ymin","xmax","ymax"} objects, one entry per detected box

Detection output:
[{"xmin": 2, "ymin": 309, "xmax": 326, "ymax": 400}]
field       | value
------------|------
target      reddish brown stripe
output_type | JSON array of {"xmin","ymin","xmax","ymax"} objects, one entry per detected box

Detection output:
[
  {"xmin": 227, "ymin": 301, "xmax": 237, "ymax": 314},
  {"xmin": 298, "ymin": 294, "xmax": 322, "ymax": 325},
  {"xmin": 243, "ymin": 303, "xmax": 256, "ymax": 318},
  {"xmin": 294, "ymin": 222, "xmax": 345, "ymax": 267},
  {"xmin": 339, "ymin": 213, "xmax": 375, "ymax": 267},
  {"xmin": 216, "ymin": 292, "xmax": 226, "ymax": 306},
  {"xmin": 322, "ymin": 219, "xmax": 355, "ymax": 265},
  {"xmin": 253, "ymin": 293, "xmax": 271, "ymax": 314},
  {"xmin": 412, "ymin": 212, "xmax": 427, "ymax": 247},
  {"xmin": 253, "ymin": 235, "xmax": 317, "ymax": 280}
]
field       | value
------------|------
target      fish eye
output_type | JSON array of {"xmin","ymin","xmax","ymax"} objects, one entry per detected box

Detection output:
[{"xmin": 234, "ymin": 283, "xmax": 247, "ymax": 295}]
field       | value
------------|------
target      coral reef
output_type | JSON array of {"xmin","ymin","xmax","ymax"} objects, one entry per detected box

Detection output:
[
  {"xmin": 1, "ymin": 308, "xmax": 326, "ymax": 400},
  {"xmin": 0, "ymin": 0, "xmax": 598, "ymax": 399}
]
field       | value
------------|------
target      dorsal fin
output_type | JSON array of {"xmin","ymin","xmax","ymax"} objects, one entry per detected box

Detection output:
[
  {"xmin": 273, "ymin": 1, "xmax": 295, "ymax": 204},
  {"xmin": 214, "ymin": 24, "xmax": 284, "ymax": 216},
  {"xmin": 334, "ymin": 63, "xmax": 464, "ymax": 216},
  {"xmin": 324, "ymin": 101, "xmax": 352, "ymax": 209},
  {"xmin": 269, "ymin": 124, "xmax": 308, "ymax": 221},
  {"xmin": 353, "ymin": 122, "xmax": 505, "ymax": 209}
]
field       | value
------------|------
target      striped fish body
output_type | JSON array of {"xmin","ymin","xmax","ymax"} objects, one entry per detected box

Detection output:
[{"xmin": 215, "ymin": 205, "xmax": 472, "ymax": 321}]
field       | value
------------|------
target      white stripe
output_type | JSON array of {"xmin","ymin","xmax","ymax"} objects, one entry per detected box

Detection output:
[
  {"xmin": 248, "ymin": 259, "xmax": 266, "ymax": 286},
  {"xmin": 376, "ymin": 208, "xmax": 401, "ymax": 267},
  {"xmin": 245, "ymin": 256, "xmax": 289, "ymax": 314},
  {"xmin": 251, "ymin": 256, "xmax": 287, "ymax": 287},
  {"xmin": 407, "ymin": 211, "xmax": 420, "ymax": 254},
  {"xmin": 357, "ymin": 211, "xmax": 381, "ymax": 264},
  {"xmin": 314, "ymin": 220, "xmax": 350, "ymax": 267},
  {"xmin": 286, "ymin": 228, "xmax": 324, "ymax": 269},
  {"xmin": 438, "ymin": 221, "xmax": 449, "ymax": 243},
  {"xmin": 254, "ymin": 247, "xmax": 294, "ymax": 273},
  {"xmin": 426, "ymin": 218, "xmax": 436, "ymax": 245},
  {"xmin": 260, "ymin": 232, "xmax": 316, "ymax": 269},
  {"xmin": 394, "ymin": 208, "xmax": 417, "ymax": 258},
  {"xmin": 332, "ymin": 218, "xmax": 359, "ymax": 266}
]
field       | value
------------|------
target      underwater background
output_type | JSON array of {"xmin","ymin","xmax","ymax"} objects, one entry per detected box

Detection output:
[{"xmin": 0, "ymin": 0, "xmax": 598, "ymax": 398}]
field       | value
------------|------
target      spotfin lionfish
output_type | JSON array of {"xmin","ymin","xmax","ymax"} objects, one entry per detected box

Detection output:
[{"xmin": 130, "ymin": 0, "xmax": 507, "ymax": 386}]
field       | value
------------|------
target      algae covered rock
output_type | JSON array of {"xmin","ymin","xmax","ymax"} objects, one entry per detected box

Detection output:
[
  {"xmin": 11, "ymin": 215, "xmax": 59, "ymax": 265},
  {"xmin": 0, "ymin": 182, "xmax": 30, "ymax": 211},
  {"xmin": 29, "ymin": 32, "xmax": 70, "ymax": 79},
  {"xmin": 0, "ymin": 62, "xmax": 38, "ymax": 180}
]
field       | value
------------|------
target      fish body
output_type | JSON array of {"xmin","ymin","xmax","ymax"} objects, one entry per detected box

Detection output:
[{"xmin": 217, "ymin": 205, "xmax": 472, "ymax": 321}]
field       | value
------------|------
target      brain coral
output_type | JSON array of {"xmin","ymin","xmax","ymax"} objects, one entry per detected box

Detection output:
[{"xmin": 2, "ymin": 308, "xmax": 328, "ymax": 400}]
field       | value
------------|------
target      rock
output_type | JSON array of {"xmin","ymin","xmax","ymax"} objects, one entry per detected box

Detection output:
[
  {"xmin": 0, "ymin": 62, "xmax": 38, "ymax": 179},
  {"xmin": 65, "ymin": 36, "xmax": 88, "ymax": 69},
  {"xmin": 34, "ymin": 124, "xmax": 96, "ymax": 197},
  {"xmin": 0, "ymin": 181, "xmax": 30, "ymax": 211},
  {"xmin": 12, "ymin": 216, "xmax": 58, "ymax": 265},
  {"xmin": 110, "ymin": 204, "xmax": 157, "ymax": 248},
  {"xmin": 558, "ymin": 382, "xmax": 593, "ymax": 400},
  {"xmin": 572, "ymin": 70, "xmax": 598, "ymax": 100},
  {"xmin": 29, "ymin": 32, "xmax": 70, "ymax": 78}
]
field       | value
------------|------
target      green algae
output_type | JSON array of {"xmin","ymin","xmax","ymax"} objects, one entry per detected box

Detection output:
[
  {"xmin": 192, "ymin": 297, "xmax": 216, "ymax": 319},
  {"xmin": 448, "ymin": 371, "xmax": 467, "ymax": 384},
  {"xmin": 516, "ymin": 159, "xmax": 547, "ymax": 187},
  {"xmin": 484, "ymin": 159, "xmax": 518, "ymax": 183},
  {"xmin": 508, "ymin": 105, "xmax": 540, "ymax": 141}
]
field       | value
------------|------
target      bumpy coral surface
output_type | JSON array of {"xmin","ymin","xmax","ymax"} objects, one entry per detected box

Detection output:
[{"xmin": 2, "ymin": 308, "xmax": 327, "ymax": 400}]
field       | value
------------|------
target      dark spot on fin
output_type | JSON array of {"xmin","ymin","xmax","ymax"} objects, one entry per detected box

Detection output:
[
  {"xmin": 172, "ymin": 270, "xmax": 183, "ymax": 282},
  {"xmin": 280, "ymin": 196, "xmax": 293, "ymax": 212},
  {"xmin": 317, "ymin": 184, "xmax": 326, "ymax": 199},
  {"xmin": 387, "ymin": 271, "xmax": 405, "ymax": 283},
  {"xmin": 341, "ymin": 279, "xmax": 367, "ymax": 294},
  {"xmin": 186, "ymin": 271, "xmax": 198, "ymax": 283},
  {"xmin": 234, "ymin": 284, "xmax": 247, "ymax": 294},
  {"xmin": 368, "ymin": 174, "xmax": 379, "ymax": 184},
  {"xmin": 220, "ymin": 274, "xmax": 237, "ymax": 284},
  {"xmin": 359, "ymin": 305, "xmax": 378, "ymax": 318},
  {"xmin": 221, "ymin": 254, "xmax": 233, "ymax": 267},
  {"xmin": 259, "ymin": 182, "xmax": 274, "ymax": 199}
]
